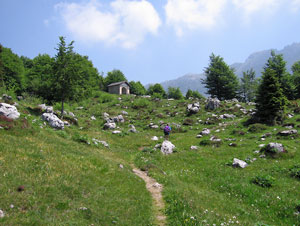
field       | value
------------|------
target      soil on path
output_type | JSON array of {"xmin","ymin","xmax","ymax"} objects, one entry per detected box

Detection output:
[{"xmin": 132, "ymin": 167, "xmax": 166, "ymax": 226}]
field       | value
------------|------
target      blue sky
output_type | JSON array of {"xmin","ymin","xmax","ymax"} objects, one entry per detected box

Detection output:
[{"xmin": 1, "ymin": 0, "xmax": 300, "ymax": 84}]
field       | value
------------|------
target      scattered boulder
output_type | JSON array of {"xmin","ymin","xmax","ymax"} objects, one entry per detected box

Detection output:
[
  {"xmin": 277, "ymin": 130, "xmax": 298, "ymax": 136},
  {"xmin": 121, "ymin": 110, "xmax": 128, "ymax": 115},
  {"xmin": 261, "ymin": 143, "xmax": 285, "ymax": 154},
  {"xmin": 17, "ymin": 96, "xmax": 23, "ymax": 101},
  {"xmin": 41, "ymin": 113, "xmax": 64, "ymax": 129},
  {"xmin": 103, "ymin": 122, "xmax": 116, "ymax": 130},
  {"xmin": 187, "ymin": 102, "xmax": 200, "ymax": 114},
  {"xmin": 92, "ymin": 138, "xmax": 109, "ymax": 148},
  {"xmin": 68, "ymin": 112, "xmax": 75, "ymax": 117},
  {"xmin": 220, "ymin": 114, "xmax": 235, "ymax": 119},
  {"xmin": 149, "ymin": 123, "xmax": 159, "ymax": 129},
  {"xmin": 0, "ymin": 103, "xmax": 20, "ymax": 120},
  {"xmin": 0, "ymin": 209, "xmax": 4, "ymax": 218},
  {"xmin": 38, "ymin": 104, "xmax": 53, "ymax": 113},
  {"xmin": 200, "ymin": 128, "xmax": 210, "ymax": 135},
  {"xmin": 128, "ymin": 124, "xmax": 137, "ymax": 133},
  {"xmin": 151, "ymin": 136, "xmax": 159, "ymax": 141},
  {"xmin": 205, "ymin": 98, "xmax": 220, "ymax": 110},
  {"xmin": 232, "ymin": 158, "xmax": 248, "ymax": 168},
  {"xmin": 196, "ymin": 134, "xmax": 203, "ymax": 138},
  {"xmin": 2, "ymin": 94, "xmax": 12, "ymax": 101},
  {"xmin": 161, "ymin": 140, "xmax": 175, "ymax": 155},
  {"xmin": 112, "ymin": 130, "xmax": 122, "ymax": 134},
  {"xmin": 190, "ymin": 146, "xmax": 198, "ymax": 150},
  {"xmin": 91, "ymin": 116, "xmax": 96, "ymax": 120}
]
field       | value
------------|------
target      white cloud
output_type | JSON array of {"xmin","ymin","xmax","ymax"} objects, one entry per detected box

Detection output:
[
  {"xmin": 165, "ymin": 0, "xmax": 227, "ymax": 36},
  {"xmin": 232, "ymin": 0, "xmax": 280, "ymax": 20},
  {"xmin": 291, "ymin": 0, "xmax": 300, "ymax": 12},
  {"xmin": 55, "ymin": 0, "xmax": 161, "ymax": 49}
]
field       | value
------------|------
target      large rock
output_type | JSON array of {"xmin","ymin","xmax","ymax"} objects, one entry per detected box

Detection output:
[
  {"xmin": 41, "ymin": 113, "xmax": 64, "ymax": 129},
  {"xmin": 200, "ymin": 128, "xmax": 210, "ymax": 135},
  {"xmin": 262, "ymin": 143, "xmax": 285, "ymax": 154},
  {"xmin": 128, "ymin": 124, "xmax": 137, "ymax": 133},
  {"xmin": 0, "ymin": 103, "xmax": 20, "ymax": 120},
  {"xmin": 103, "ymin": 122, "xmax": 116, "ymax": 130},
  {"xmin": 232, "ymin": 158, "xmax": 248, "ymax": 168},
  {"xmin": 161, "ymin": 140, "xmax": 175, "ymax": 155},
  {"xmin": 187, "ymin": 102, "xmax": 200, "ymax": 114},
  {"xmin": 38, "ymin": 104, "xmax": 53, "ymax": 113},
  {"xmin": 205, "ymin": 98, "xmax": 220, "ymax": 110},
  {"xmin": 277, "ymin": 130, "xmax": 298, "ymax": 136}
]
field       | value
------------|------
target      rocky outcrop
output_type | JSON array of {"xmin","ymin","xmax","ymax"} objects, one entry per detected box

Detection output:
[
  {"xmin": 277, "ymin": 130, "xmax": 298, "ymax": 136},
  {"xmin": 261, "ymin": 143, "xmax": 285, "ymax": 154},
  {"xmin": 38, "ymin": 104, "xmax": 53, "ymax": 113},
  {"xmin": 103, "ymin": 122, "xmax": 116, "ymax": 130},
  {"xmin": 205, "ymin": 98, "xmax": 220, "ymax": 110},
  {"xmin": 187, "ymin": 102, "xmax": 200, "ymax": 114},
  {"xmin": 41, "ymin": 113, "xmax": 64, "ymax": 129},
  {"xmin": 232, "ymin": 158, "xmax": 248, "ymax": 168},
  {"xmin": 0, "ymin": 103, "xmax": 20, "ymax": 120},
  {"xmin": 161, "ymin": 140, "xmax": 175, "ymax": 155}
]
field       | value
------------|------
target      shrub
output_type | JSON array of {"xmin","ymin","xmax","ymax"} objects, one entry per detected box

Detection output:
[
  {"xmin": 289, "ymin": 165, "xmax": 300, "ymax": 179},
  {"xmin": 251, "ymin": 175, "xmax": 275, "ymax": 188},
  {"xmin": 182, "ymin": 118, "xmax": 194, "ymax": 126},
  {"xmin": 132, "ymin": 98, "xmax": 151, "ymax": 109},
  {"xmin": 248, "ymin": 123, "xmax": 268, "ymax": 133},
  {"xmin": 72, "ymin": 132, "xmax": 90, "ymax": 144}
]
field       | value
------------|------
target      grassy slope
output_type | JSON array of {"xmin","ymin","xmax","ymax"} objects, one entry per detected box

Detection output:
[{"xmin": 1, "ymin": 93, "xmax": 300, "ymax": 226}]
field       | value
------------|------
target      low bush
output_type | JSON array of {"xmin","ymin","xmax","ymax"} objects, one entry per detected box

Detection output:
[
  {"xmin": 72, "ymin": 132, "xmax": 90, "ymax": 144},
  {"xmin": 251, "ymin": 175, "xmax": 275, "ymax": 188},
  {"xmin": 248, "ymin": 123, "xmax": 268, "ymax": 133},
  {"xmin": 289, "ymin": 165, "xmax": 300, "ymax": 179},
  {"xmin": 131, "ymin": 98, "xmax": 151, "ymax": 109},
  {"xmin": 183, "ymin": 118, "xmax": 194, "ymax": 126}
]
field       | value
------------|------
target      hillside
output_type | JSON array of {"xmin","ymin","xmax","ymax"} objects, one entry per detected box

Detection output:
[
  {"xmin": 1, "ymin": 92, "xmax": 300, "ymax": 225},
  {"xmin": 158, "ymin": 42, "xmax": 300, "ymax": 95}
]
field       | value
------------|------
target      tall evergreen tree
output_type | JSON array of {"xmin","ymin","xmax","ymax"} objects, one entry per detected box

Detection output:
[
  {"xmin": 202, "ymin": 53, "xmax": 239, "ymax": 100},
  {"xmin": 53, "ymin": 36, "xmax": 78, "ymax": 117},
  {"xmin": 239, "ymin": 69, "xmax": 258, "ymax": 102},
  {"xmin": 291, "ymin": 60, "xmax": 300, "ymax": 99},
  {"xmin": 255, "ymin": 68, "xmax": 287, "ymax": 125},
  {"xmin": 265, "ymin": 50, "xmax": 296, "ymax": 99}
]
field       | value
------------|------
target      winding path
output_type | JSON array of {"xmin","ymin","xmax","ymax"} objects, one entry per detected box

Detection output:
[{"xmin": 132, "ymin": 167, "xmax": 166, "ymax": 226}]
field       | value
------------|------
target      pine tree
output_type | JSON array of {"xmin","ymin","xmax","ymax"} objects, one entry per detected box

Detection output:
[
  {"xmin": 53, "ymin": 36, "xmax": 77, "ymax": 118},
  {"xmin": 265, "ymin": 50, "xmax": 296, "ymax": 100},
  {"xmin": 255, "ymin": 68, "xmax": 287, "ymax": 125},
  {"xmin": 202, "ymin": 53, "xmax": 239, "ymax": 100},
  {"xmin": 239, "ymin": 69, "xmax": 258, "ymax": 102}
]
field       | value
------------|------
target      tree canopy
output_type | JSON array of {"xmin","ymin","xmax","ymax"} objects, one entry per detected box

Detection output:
[
  {"xmin": 147, "ymin": 83, "xmax": 166, "ymax": 99},
  {"xmin": 104, "ymin": 69, "xmax": 127, "ymax": 91},
  {"xmin": 202, "ymin": 53, "xmax": 239, "ymax": 100},
  {"xmin": 129, "ymin": 81, "xmax": 146, "ymax": 95},
  {"xmin": 0, "ymin": 45, "xmax": 25, "ymax": 94},
  {"xmin": 255, "ymin": 68, "xmax": 287, "ymax": 125},
  {"xmin": 239, "ymin": 69, "xmax": 258, "ymax": 102},
  {"xmin": 167, "ymin": 87, "xmax": 183, "ymax": 100},
  {"xmin": 264, "ymin": 50, "xmax": 296, "ymax": 100}
]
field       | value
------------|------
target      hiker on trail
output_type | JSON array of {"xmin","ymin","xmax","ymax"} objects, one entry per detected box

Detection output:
[{"xmin": 164, "ymin": 124, "xmax": 171, "ymax": 140}]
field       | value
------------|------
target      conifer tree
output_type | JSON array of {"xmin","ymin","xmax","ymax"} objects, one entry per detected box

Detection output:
[
  {"xmin": 202, "ymin": 53, "xmax": 239, "ymax": 100},
  {"xmin": 255, "ymin": 68, "xmax": 287, "ymax": 125}
]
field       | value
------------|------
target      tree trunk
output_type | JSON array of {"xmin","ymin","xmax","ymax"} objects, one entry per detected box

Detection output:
[{"xmin": 61, "ymin": 97, "xmax": 64, "ymax": 119}]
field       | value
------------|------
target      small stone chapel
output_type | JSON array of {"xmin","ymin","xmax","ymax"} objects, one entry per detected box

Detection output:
[{"xmin": 107, "ymin": 81, "xmax": 130, "ymax": 95}]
